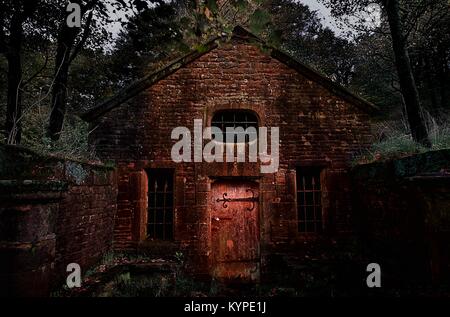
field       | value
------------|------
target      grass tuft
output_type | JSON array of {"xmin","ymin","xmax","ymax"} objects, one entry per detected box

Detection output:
[{"xmin": 353, "ymin": 111, "xmax": 450, "ymax": 165}]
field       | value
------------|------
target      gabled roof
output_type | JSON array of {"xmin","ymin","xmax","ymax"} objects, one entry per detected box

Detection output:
[{"xmin": 80, "ymin": 26, "xmax": 378, "ymax": 122}]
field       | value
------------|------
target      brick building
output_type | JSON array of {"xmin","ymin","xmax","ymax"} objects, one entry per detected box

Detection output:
[{"xmin": 81, "ymin": 26, "xmax": 376, "ymax": 282}]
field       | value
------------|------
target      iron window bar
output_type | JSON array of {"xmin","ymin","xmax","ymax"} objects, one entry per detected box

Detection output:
[
  {"xmin": 147, "ymin": 169, "xmax": 174, "ymax": 240},
  {"xmin": 211, "ymin": 111, "xmax": 258, "ymax": 143},
  {"xmin": 296, "ymin": 169, "xmax": 323, "ymax": 233}
]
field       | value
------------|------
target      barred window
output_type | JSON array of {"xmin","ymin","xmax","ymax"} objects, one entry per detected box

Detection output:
[
  {"xmin": 147, "ymin": 169, "xmax": 174, "ymax": 240},
  {"xmin": 297, "ymin": 168, "xmax": 323, "ymax": 234},
  {"xmin": 211, "ymin": 110, "xmax": 258, "ymax": 143}
]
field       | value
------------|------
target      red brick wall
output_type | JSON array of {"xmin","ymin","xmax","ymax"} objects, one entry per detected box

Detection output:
[
  {"xmin": 54, "ymin": 162, "xmax": 117, "ymax": 286},
  {"xmin": 90, "ymin": 38, "xmax": 372, "ymax": 275},
  {"xmin": 0, "ymin": 146, "xmax": 117, "ymax": 296}
]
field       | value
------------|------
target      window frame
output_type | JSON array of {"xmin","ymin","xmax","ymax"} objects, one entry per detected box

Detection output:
[
  {"xmin": 210, "ymin": 110, "xmax": 259, "ymax": 145},
  {"xmin": 146, "ymin": 168, "xmax": 175, "ymax": 241},
  {"xmin": 296, "ymin": 167, "xmax": 324, "ymax": 235}
]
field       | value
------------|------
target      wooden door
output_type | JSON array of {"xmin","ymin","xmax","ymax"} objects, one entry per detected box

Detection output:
[{"xmin": 210, "ymin": 180, "xmax": 260, "ymax": 282}]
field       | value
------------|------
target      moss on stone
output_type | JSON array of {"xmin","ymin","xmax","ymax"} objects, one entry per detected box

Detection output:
[{"xmin": 66, "ymin": 162, "xmax": 88, "ymax": 185}]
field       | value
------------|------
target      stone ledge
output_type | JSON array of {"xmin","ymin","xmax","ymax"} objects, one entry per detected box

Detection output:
[{"xmin": 0, "ymin": 180, "xmax": 67, "ymax": 202}]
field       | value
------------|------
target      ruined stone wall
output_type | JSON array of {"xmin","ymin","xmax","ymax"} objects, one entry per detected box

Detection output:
[
  {"xmin": 89, "ymin": 38, "xmax": 372, "ymax": 276},
  {"xmin": 352, "ymin": 150, "xmax": 450, "ymax": 287},
  {"xmin": 0, "ymin": 145, "xmax": 117, "ymax": 296}
]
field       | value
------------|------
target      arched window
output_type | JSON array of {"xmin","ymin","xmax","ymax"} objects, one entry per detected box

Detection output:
[{"xmin": 211, "ymin": 110, "xmax": 258, "ymax": 143}]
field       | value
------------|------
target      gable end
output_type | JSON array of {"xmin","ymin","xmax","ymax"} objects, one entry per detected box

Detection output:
[{"xmin": 81, "ymin": 26, "xmax": 378, "ymax": 122}]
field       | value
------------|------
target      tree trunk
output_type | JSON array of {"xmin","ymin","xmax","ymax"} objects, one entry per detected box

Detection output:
[
  {"xmin": 436, "ymin": 45, "xmax": 449, "ymax": 110},
  {"xmin": 47, "ymin": 25, "xmax": 78, "ymax": 141},
  {"xmin": 5, "ymin": 48, "xmax": 22, "ymax": 144},
  {"xmin": 3, "ymin": 1, "xmax": 38, "ymax": 144},
  {"xmin": 5, "ymin": 13, "xmax": 24, "ymax": 145},
  {"xmin": 47, "ymin": 0, "xmax": 95, "ymax": 141},
  {"xmin": 382, "ymin": 0, "xmax": 431, "ymax": 147}
]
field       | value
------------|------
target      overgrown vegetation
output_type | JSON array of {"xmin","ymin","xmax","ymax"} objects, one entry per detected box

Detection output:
[
  {"xmin": 354, "ymin": 112, "xmax": 450, "ymax": 165},
  {"xmin": 20, "ymin": 105, "xmax": 97, "ymax": 161},
  {"xmin": 52, "ymin": 251, "xmax": 219, "ymax": 297}
]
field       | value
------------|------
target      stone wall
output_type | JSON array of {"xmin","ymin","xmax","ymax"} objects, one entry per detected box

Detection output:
[
  {"xmin": 0, "ymin": 145, "xmax": 117, "ymax": 296},
  {"xmin": 352, "ymin": 150, "xmax": 450, "ymax": 287}
]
